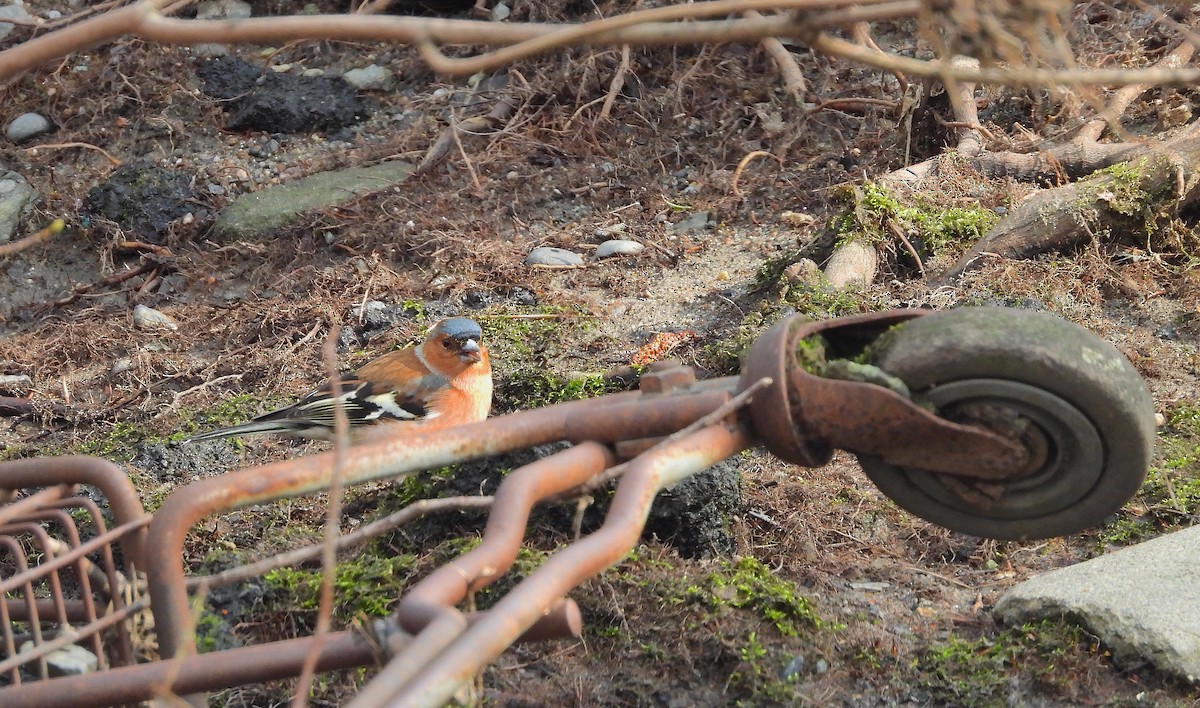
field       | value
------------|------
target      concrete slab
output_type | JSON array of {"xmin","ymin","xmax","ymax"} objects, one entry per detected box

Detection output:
[{"xmin": 994, "ymin": 524, "xmax": 1200, "ymax": 682}]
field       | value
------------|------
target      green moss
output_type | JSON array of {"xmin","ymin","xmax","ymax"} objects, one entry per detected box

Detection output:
[
  {"xmin": 1078, "ymin": 159, "xmax": 1180, "ymax": 242},
  {"xmin": 501, "ymin": 369, "xmax": 631, "ymax": 410},
  {"xmin": 76, "ymin": 421, "xmax": 147, "ymax": 460},
  {"xmin": 835, "ymin": 182, "xmax": 999, "ymax": 255},
  {"xmin": 917, "ymin": 620, "xmax": 1085, "ymax": 707},
  {"xmin": 699, "ymin": 556, "xmax": 822, "ymax": 637},
  {"xmin": 1100, "ymin": 402, "xmax": 1200, "ymax": 547},
  {"xmin": 1166, "ymin": 402, "xmax": 1200, "ymax": 436},
  {"xmin": 263, "ymin": 553, "xmax": 417, "ymax": 621},
  {"xmin": 480, "ymin": 306, "xmax": 598, "ymax": 363},
  {"xmin": 1088, "ymin": 160, "xmax": 1152, "ymax": 219}
]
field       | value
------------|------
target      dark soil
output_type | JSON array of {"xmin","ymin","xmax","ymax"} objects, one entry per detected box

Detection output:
[{"xmin": 1, "ymin": 0, "xmax": 1199, "ymax": 706}]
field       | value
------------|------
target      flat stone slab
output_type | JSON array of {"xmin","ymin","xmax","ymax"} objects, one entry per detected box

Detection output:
[
  {"xmin": 994, "ymin": 524, "xmax": 1200, "ymax": 682},
  {"xmin": 214, "ymin": 161, "xmax": 413, "ymax": 240}
]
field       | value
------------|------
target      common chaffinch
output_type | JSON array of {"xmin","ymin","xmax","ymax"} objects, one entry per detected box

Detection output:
[{"xmin": 185, "ymin": 317, "xmax": 492, "ymax": 444}]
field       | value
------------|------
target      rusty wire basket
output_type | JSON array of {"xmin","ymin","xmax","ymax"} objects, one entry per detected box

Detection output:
[{"xmin": 0, "ymin": 309, "xmax": 1156, "ymax": 707}]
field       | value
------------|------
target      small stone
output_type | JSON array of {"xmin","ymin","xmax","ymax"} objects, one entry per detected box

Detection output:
[
  {"xmin": 7, "ymin": 112, "xmax": 53, "ymax": 143},
  {"xmin": 506, "ymin": 170, "xmax": 519, "ymax": 180},
  {"xmin": 112, "ymin": 358, "xmax": 133, "ymax": 375},
  {"xmin": 301, "ymin": 68, "xmax": 325, "ymax": 78},
  {"xmin": 491, "ymin": 0, "xmax": 510, "ymax": 20},
  {"xmin": 780, "ymin": 655, "xmax": 805, "ymax": 681},
  {"xmin": 0, "ymin": 374, "xmax": 33, "ymax": 391},
  {"xmin": 191, "ymin": 43, "xmax": 230, "ymax": 57},
  {"xmin": 195, "ymin": 0, "xmax": 252, "ymax": 19},
  {"xmin": 46, "ymin": 9, "xmax": 61, "ymax": 19},
  {"xmin": 1155, "ymin": 412, "xmax": 1166, "ymax": 428},
  {"xmin": 0, "ymin": 3, "xmax": 34, "ymax": 41},
  {"xmin": 133, "ymin": 304, "xmax": 179, "ymax": 331},
  {"xmin": 850, "ymin": 581, "xmax": 891, "ymax": 591},
  {"xmin": 463, "ymin": 290, "xmax": 491, "ymax": 309},
  {"xmin": 783, "ymin": 258, "xmax": 822, "ymax": 287},
  {"xmin": 780, "ymin": 210, "xmax": 816, "ymax": 227},
  {"xmin": 0, "ymin": 170, "xmax": 37, "ymax": 243},
  {"xmin": 814, "ymin": 658, "xmax": 829, "ymax": 674},
  {"xmin": 342, "ymin": 64, "xmax": 396, "ymax": 91},
  {"xmin": 207, "ymin": 184, "xmax": 226, "ymax": 195},
  {"xmin": 594, "ymin": 223, "xmax": 627, "ymax": 237},
  {"xmin": 509, "ymin": 287, "xmax": 537, "ymax": 306},
  {"xmin": 673, "ymin": 211, "xmax": 711, "ymax": 234},
  {"xmin": 595, "ymin": 239, "xmax": 644, "ymax": 258},
  {"xmin": 47, "ymin": 644, "xmax": 99, "ymax": 676},
  {"xmin": 526, "ymin": 247, "xmax": 583, "ymax": 267}
]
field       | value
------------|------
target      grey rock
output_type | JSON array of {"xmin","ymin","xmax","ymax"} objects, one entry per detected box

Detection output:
[
  {"xmin": 0, "ymin": 171, "xmax": 37, "ymax": 243},
  {"xmin": 525, "ymin": 247, "xmax": 583, "ymax": 267},
  {"xmin": 0, "ymin": 373, "xmax": 32, "ymax": 391},
  {"xmin": 995, "ymin": 524, "xmax": 1200, "ymax": 681},
  {"xmin": 46, "ymin": 643, "xmax": 99, "ymax": 676},
  {"xmin": 849, "ymin": 581, "xmax": 891, "ymax": 592},
  {"xmin": 780, "ymin": 655, "xmax": 805, "ymax": 681},
  {"xmin": 195, "ymin": 0, "xmax": 252, "ymax": 19},
  {"xmin": 7, "ymin": 112, "xmax": 53, "ymax": 143},
  {"xmin": 0, "ymin": 3, "xmax": 33, "ymax": 41},
  {"xmin": 595, "ymin": 239, "xmax": 644, "ymax": 258},
  {"xmin": 342, "ymin": 64, "xmax": 396, "ymax": 92},
  {"xmin": 673, "ymin": 210, "xmax": 711, "ymax": 234},
  {"xmin": 191, "ymin": 43, "xmax": 230, "ymax": 57},
  {"xmin": 508, "ymin": 287, "xmax": 537, "ymax": 306},
  {"xmin": 214, "ymin": 161, "xmax": 413, "ymax": 240},
  {"xmin": 491, "ymin": 1, "xmax": 510, "ymax": 20}
]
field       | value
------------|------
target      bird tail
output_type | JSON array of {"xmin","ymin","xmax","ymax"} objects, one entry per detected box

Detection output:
[{"xmin": 181, "ymin": 419, "xmax": 325, "ymax": 444}]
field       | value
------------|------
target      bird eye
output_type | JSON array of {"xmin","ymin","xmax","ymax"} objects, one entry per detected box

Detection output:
[{"xmin": 442, "ymin": 338, "xmax": 453, "ymax": 349}]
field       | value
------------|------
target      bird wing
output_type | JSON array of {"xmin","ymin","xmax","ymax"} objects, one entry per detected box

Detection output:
[{"xmin": 256, "ymin": 371, "xmax": 449, "ymax": 428}]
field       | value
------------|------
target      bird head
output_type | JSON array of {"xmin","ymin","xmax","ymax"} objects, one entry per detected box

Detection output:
[{"xmin": 427, "ymin": 317, "xmax": 486, "ymax": 366}]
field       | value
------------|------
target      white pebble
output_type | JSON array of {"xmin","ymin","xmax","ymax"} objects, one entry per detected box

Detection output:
[
  {"xmin": 526, "ymin": 247, "xmax": 584, "ymax": 267},
  {"xmin": 594, "ymin": 239, "xmax": 644, "ymax": 258},
  {"xmin": 133, "ymin": 304, "xmax": 179, "ymax": 331}
]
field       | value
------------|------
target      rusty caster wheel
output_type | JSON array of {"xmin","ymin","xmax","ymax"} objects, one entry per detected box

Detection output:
[{"xmin": 857, "ymin": 307, "xmax": 1156, "ymax": 541}]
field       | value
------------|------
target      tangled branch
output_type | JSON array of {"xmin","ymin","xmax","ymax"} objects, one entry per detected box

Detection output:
[{"xmin": 1, "ymin": 0, "xmax": 1197, "ymax": 87}]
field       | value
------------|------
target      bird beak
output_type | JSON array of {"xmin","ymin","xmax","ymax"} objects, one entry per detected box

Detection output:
[{"xmin": 459, "ymin": 339, "xmax": 482, "ymax": 363}]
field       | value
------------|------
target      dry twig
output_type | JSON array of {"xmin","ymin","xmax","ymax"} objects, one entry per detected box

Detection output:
[
  {"xmin": 293, "ymin": 326, "xmax": 352, "ymax": 707},
  {"xmin": 731, "ymin": 150, "xmax": 785, "ymax": 197},
  {"xmin": 25, "ymin": 141, "xmax": 121, "ymax": 165},
  {"xmin": 0, "ymin": 219, "xmax": 64, "ymax": 258}
]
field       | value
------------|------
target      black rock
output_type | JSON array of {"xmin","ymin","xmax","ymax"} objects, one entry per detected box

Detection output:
[{"xmin": 86, "ymin": 163, "xmax": 196, "ymax": 242}]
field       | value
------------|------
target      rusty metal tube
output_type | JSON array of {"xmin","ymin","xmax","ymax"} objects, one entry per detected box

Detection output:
[
  {"xmin": 0, "ymin": 457, "xmax": 148, "ymax": 567},
  {"xmin": 0, "ymin": 517, "xmax": 150, "ymax": 595},
  {"xmin": 358, "ymin": 443, "xmax": 615, "ymax": 697},
  {"xmin": 396, "ymin": 442, "xmax": 616, "ymax": 634},
  {"xmin": 148, "ymin": 389, "xmax": 729, "ymax": 662},
  {"xmin": 364, "ymin": 422, "xmax": 754, "ymax": 707},
  {"xmin": 0, "ymin": 486, "xmax": 73, "ymax": 526},
  {"xmin": 0, "ymin": 630, "xmax": 382, "ymax": 708}
]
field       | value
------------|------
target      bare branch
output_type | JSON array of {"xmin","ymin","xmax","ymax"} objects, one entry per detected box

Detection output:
[{"xmin": 812, "ymin": 33, "xmax": 1200, "ymax": 88}]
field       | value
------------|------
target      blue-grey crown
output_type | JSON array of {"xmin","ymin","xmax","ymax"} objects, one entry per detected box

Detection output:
[{"xmin": 435, "ymin": 317, "xmax": 483, "ymax": 341}]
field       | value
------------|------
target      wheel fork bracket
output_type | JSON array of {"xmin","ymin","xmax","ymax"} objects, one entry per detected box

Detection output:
[{"xmin": 741, "ymin": 311, "xmax": 1031, "ymax": 480}]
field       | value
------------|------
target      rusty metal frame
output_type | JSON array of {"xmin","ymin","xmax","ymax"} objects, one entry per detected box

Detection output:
[{"xmin": 0, "ymin": 311, "xmax": 1044, "ymax": 706}]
